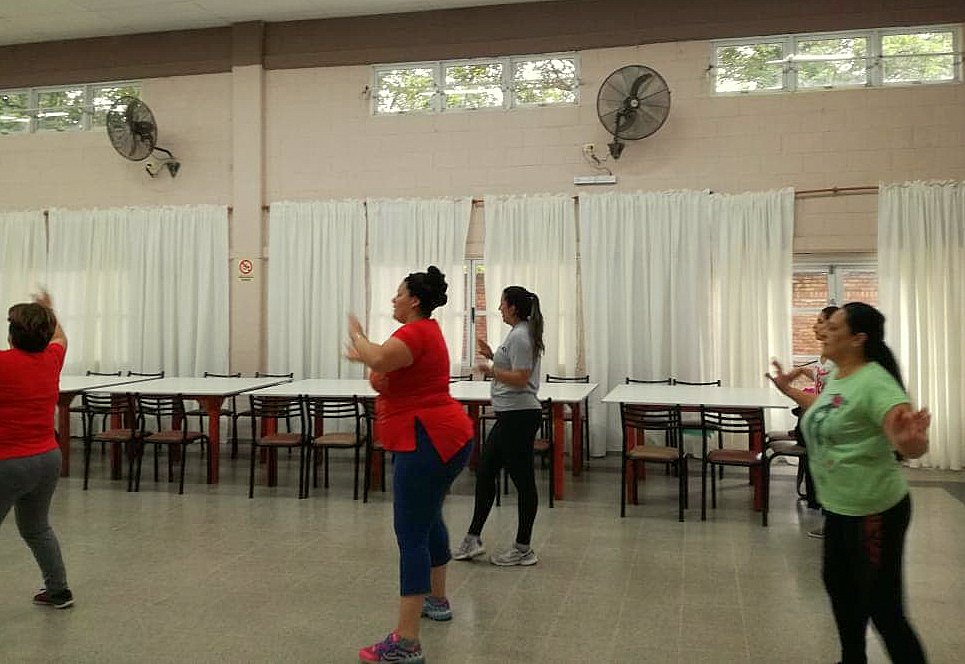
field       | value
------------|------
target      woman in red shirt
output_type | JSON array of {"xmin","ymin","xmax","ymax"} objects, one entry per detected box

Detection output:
[
  {"xmin": 347, "ymin": 266, "xmax": 472, "ymax": 664},
  {"xmin": 0, "ymin": 291, "xmax": 73, "ymax": 609}
]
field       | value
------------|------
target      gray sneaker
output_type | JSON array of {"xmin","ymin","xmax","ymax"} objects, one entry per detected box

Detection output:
[
  {"xmin": 490, "ymin": 546, "xmax": 538, "ymax": 567},
  {"xmin": 452, "ymin": 535, "xmax": 485, "ymax": 561}
]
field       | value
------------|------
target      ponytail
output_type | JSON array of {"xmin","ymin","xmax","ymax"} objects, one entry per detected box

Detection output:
[
  {"xmin": 501, "ymin": 286, "xmax": 545, "ymax": 364},
  {"xmin": 842, "ymin": 302, "xmax": 905, "ymax": 390}
]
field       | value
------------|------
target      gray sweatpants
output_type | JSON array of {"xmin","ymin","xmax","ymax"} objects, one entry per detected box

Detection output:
[{"xmin": 0, "ymin": 448, "xmax": 69, "ymax": 594}]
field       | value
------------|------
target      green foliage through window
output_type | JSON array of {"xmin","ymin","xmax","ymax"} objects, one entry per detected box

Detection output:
[
  {"xmin": 0, "ymin": 81, "xmax": 141, "ymax": 135},
  {"xmin": 714, "ymin": 26, "xmax": 960, "ymax": 94},
  {"xmin": 374, "ymin": 55, "xmax": 578, "ymax": 114}
]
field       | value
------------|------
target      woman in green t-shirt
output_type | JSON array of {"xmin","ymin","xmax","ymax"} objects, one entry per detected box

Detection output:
[{"xmin": 768, "ymin": 302, "xmax": 929, "ymax": 664}]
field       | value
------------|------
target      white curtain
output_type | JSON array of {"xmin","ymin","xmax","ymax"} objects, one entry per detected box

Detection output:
[
  {"xmin": 712, "ymin": 189, "xmax": 794, "ymax": 390},
  {"xmin": 46, "ymin": 205, "xmax": 229, "ymax": 376},
  {"xmin": 267, "ymin": 200, "xmax": 366, "ymax": 379},
  {"xmin": 580, "ymin": 189, "xmax": 793, "ymax": 454},
  {"xmin": 367, "ymin": 198, "xmax": 471, "ymax": 367},
  {"xmin": 484, "ymin": 194, "xmax": 578, "ymax": 377},
  {"xmin": 0, "ymin": 210, "xmax": 47, "ymax": 313},
  {"xmin": 878, "ymin": 181, "xmax": 965, "ymax": 470}
]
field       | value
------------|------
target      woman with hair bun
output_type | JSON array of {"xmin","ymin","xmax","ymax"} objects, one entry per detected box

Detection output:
[
  {"xmin": 453, "ymin": 285, "xmax": 545, "ymax": 567},
  {"xmin": 769, "ymin": 302, "xmax": 929, "ymax": 664},
  {"xmin": 348, "ymin": 266, "xmax": 473, "ymax": 664}
]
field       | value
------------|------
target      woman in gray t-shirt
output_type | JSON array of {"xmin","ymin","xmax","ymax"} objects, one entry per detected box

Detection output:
[{"xmin": 451, "ymin": 286, "xmax": 545, "ymax": 567}]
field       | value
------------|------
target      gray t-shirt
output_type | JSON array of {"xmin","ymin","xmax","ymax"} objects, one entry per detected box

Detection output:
[{"xmin": 491, "ymin": 321, "xmax": 541, "ymax": 412}]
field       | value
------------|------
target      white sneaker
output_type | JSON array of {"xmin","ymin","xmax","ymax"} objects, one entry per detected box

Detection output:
[
  {"xmin": 490, "ymin": 546, "xmax": 538, "ymax": 567},
  {"xmin": 452, "ymin": 535, "xmax": 485, "ymax": 561}
]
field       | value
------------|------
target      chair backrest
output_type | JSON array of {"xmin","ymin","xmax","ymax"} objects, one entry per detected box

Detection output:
[
  {"xmin": 255, "ymin": 371, "xmax": 295, "ymax": 378},
  {"xmin": 672, "ymin": 378, "xmax": 721, "ymax": 387},
  {"xmin": 449, "ymin": 374, "xmax": 473, "ymax": 383},
  {"xmin": 81, "ymin": 392, "xmax": 135, "ymax": 420},
  {"xmin": 699, "ymin": 406, "xmax": 765, "ymax": 434},
  {"xmin": 135, "ymin": 394, "xmax": 186, "ymax": 432},
  {"xmin": 305, "ymin": 397, "xmax": 362, "ymax": 438},
  {"xmin": 204, "ymin": 371, "xmax": 242, "ymax": 378},
  {"xmin": 247, "ymin": 395, "xmax": 304, "ymax": 439},
  {"xmin": 620, "ymin": 403, "xmax": 681, "ymax": 434},
  {"xmin": 86, "ymin": 370, "xmax": 122, "ymax": 377},
  {"xmin": 128, "ymin": 370, "xmax": 165, "ymax": 379},
  {"xmin": 545, "ymin": 374, "xmax": 590, "ymax": 384},
  {"xmin": 625, "ymin": 377, "xmax": 672, "ymax": 385}
]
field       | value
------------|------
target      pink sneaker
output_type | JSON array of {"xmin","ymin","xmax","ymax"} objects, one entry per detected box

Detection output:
[{"xmin": 358, "ymin": 632, "xmax": 424, "ymax": 663}]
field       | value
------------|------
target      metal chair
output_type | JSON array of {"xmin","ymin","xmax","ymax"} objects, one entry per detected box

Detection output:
[
  {"xmin": 360, "ymin": 397, "xmax": 387, "ymax": 503},
  {"xmin": 72, "ymin": 370, "xmax": 123, "ymax": 449},
  {"xmin": 246, "ymin": 395, "xmax": 306, "ymax": 498},
  {"xmin": 80, "ymin": 392, "xmax": 140, "ymax": 491},
  {"xmin": 699, "ymin": 406, "xmax": 767, "ymax": 526},
  {"xmin": 620, "ymin": 403, "xmax": 688, "ymax": 521},
  {"xmin": 545, "ymin": 373, "xmax": 591, "ymax": 465},
  {"xmin": 133, "ymin": 393, "xmax": 208, "ymax": 495},
  {"xmin": 303, "ymin": 397, "xmax": 365, "ymax": 500},
  {"xmin": 232, "ymin": 372, "xmax": 295, "ymax": 457},
  {"xmin": 185, "ymin": 371, "xmax": 241, "ymax": 458}
]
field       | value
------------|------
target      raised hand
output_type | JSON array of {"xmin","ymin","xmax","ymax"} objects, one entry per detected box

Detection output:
[
  {"xmin": 891, "ymin": 407, "xmax": 930, "ymax": 450},
  {"xmin": 348, "ymin": 314, "xmax": 365, "ymax": 343},
  {"xmin": 766, "ymin": 359, "xmax": 794, "ymax": 395},
  {"xmin": 32, "ymin": 289, "xmax": 53, "ymax": 309},
  {"xmin": 476, "ymin": 336, "xmax": 493, "ymax": 360}
]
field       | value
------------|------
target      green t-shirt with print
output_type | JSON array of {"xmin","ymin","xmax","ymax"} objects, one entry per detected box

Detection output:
[{"xmin": 800, "ymin": 361, "xmax": 909, "ymax": 517}]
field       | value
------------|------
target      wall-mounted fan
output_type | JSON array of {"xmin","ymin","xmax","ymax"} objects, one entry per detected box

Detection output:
[
  {"xmin": 106, "ymin": 96, "xmax": 180, "ymax": 177},
  {"xmin": 597, "ymin": 65, "xmax": 671, "ymax": 159}
]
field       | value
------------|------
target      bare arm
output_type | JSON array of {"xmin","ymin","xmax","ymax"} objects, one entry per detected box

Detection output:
[
  {"xmin": 345, "ymin": 315, "xmax": 413, "ymax": 374},
  {"xmin": 34, "ymin": 290, "xmax": 67, "ymax": 351},
  {"xmin": 883, "ymin": 403, "xmax": 930, "ymax": 460},
  {"xmin": 477, "ymin": 362, "xmax": 532, "ymax": 388},
  {"xmin": 766, "ymin": 360, "xmax": 815, "ymax": 409}
]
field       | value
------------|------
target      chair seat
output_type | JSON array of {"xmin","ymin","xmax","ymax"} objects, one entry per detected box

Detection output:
[
  {"xmin": 707, "ymin": 448, "xmax": 761, "ymax": 465},
  {"xmin": 312, "ymin": 432, "xmax": 360, "ymax": 447},
  {"xmin": 259, "ymin": 433, "xmax": 303, "ymax": 446},
  {"xmin": 145, "ymin": 430, "xmax": 206, "ymax": 443},
  {"xmin": 93, "ymin": 428, "xmax": 140, "ymax": 442},
  {"xmin": 186, "ymin": 408, "xmax": 234, "ymax": 417},
  {"xmin": 768, "ymin": 441, "xmax": 806, "ymax": 457},
  {"xmin": 766, "ymin": 430, "xmax": 797, "ymax": 442},
  {"xmin": 628, "ymin": 445, "xmax": 680, "ymax": 462}
]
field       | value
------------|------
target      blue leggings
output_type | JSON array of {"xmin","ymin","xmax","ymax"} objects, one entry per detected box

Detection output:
[{"xmin": 393, "ymin": 422, "xmax": 470, "ymax": 596}]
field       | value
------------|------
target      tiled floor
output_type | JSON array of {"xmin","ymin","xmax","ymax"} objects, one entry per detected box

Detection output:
[{"xmin": 1, "ymin": 444, "xmax": 963, "ymax": 663}]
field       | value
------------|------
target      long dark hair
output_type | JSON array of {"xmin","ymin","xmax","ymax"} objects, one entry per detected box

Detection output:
[
  {"xmin": 502, "ymin": 286, "xmax": 544, "ymax": 363},
  {"xmin": 842, "ymin": 302, "xmax": 904, "ymax": 389},
  {"xmin": 404, "ymin": 265, "xmax": 448, "ymax": 318}
]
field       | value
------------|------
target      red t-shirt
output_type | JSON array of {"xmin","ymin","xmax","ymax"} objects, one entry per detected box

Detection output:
[
  {"xmin": 0, "ymin": 342, "xmax": 65, "ymax": 461},
  {"xmin": 372, "ymin": 318, "xmax": 472, "ymax": 462}
]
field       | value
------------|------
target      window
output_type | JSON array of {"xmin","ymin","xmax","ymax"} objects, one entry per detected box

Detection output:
[
  {"xmin": 792, "ymin": 262, "xmax": 878, "ymax": 363},
  {"xmin": 713, "ymin": 25, "xmax": 961, "ymax": 94},
  {"xmin": 372, "ymin": 53, "xmax": 578, "ymax": 115},
  {"xmin": 0, "ymin": 81, "xmax": 140, "ymax": 135},
  {"xmin": 461, "ymin": 260, "xmax": 489, "ymax": 370}
]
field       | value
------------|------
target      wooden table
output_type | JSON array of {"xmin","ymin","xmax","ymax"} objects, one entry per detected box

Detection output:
[
  {"xmin": 56, "ymin": 375, "xmax": 160, "ymax": 477},
  {"xmin": 90, "ymin": 376, "xmax": 292, "ymax": 484},
  {"xmin": 601, "ymin": 384, "xmax": 792, "ymax": 510},
  {"xmin": 249, "ymin": 379, "xmax": 598, "ymax": 500}
]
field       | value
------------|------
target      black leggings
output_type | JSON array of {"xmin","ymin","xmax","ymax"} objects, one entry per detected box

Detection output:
[
  {"xmin": 823, "ymin": 494, "xmax": 927, "ymax": 664},
  {"xmin": 468, "ymin": 409, "xmax": 542, "ymax": 546}
]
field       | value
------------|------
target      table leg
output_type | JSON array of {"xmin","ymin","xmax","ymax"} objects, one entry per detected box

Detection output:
[
  {"xmin": 199, "ymin": 396, "xmax": 224, "ymax": 484},
  {"xmin": 570, "ymin": 401, "xmax": 584, "ymax": 476},
  {"xmin": 552, "ymin": 403, "xmax": 565, "ymax": 500},
  {"xmin": 56, "ymin": 393, "xmax": 75, "ymax": 477},
  {"xmin": 751, "ymin": 429, "xmax": 764, "ymax": 511},
  {"xmin": 109, "ymin": 395, "xmax": 127, "ymax": 480}
]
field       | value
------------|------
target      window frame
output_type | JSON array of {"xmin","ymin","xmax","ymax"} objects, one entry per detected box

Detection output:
[
  {"xmin": 791, "ymin": 257, "xmax": 878, "ymax": 365},
  {"xmin": 0, "ymin": 80, "xmax": 141, "ymax": 135},
  {"xmin": 372, "ymin": 52, "xmax": 579, "ymax": 116},
  {"xmin": 712, "ymin": 24, "xmax": 962, "ymax": 96}
]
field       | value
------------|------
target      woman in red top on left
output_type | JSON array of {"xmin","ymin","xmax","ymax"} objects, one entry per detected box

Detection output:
[
  {"xmin": 347, "ymin": 266, "xmax": 472, "ymax": 664},
  {"xmin": 0, "ymin": 290, "xmax": 74, "ymax": 609}
]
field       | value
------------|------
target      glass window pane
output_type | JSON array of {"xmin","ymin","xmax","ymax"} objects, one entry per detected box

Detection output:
[
  {"xmin": 796, "ymin": 36, "xmax": 868, "ymax": 88},
  {"xmin": 445, "ymin": 63, "xmax": 503, "ymax": 110},
  {"xmin": 0, "ymin": 91, "xmax": 31, "ymax": 134},
  {"xmin": 512, "ymin": 57, "xmax": 577, "ymax": 105},
  {"xmin": 793, "ymin": 313, "xmax": 823, "ymax": 357},
  {"xmin": 793, "ymin": 272, "xmax": 830, "ymax": 308},
  {"xmin": 91, "ymin": 84, "xmax": 141, "ymax": 127},
  {"xmin": 36, "ymin": 87, "xmax": 85, "ymax": 131},
  {"xmin": 882, "ymin": 31, "xmax": 956, "ymax": 83},
  {"xmin": 375, "ymin": 67, "xmax": 436, "ymax": 114},
  {"xmin": 841, "ymin": 270, "xmax": 877, "ymax": 306},
  {"xmin": 715, "ymin": 42, "xmax": 785, "ymax": 92}
]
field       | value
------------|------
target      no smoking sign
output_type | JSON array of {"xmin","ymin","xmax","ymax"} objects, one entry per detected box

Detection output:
[{"xmin": 237, "ymin": 258, "xmax": 255, "ymax": 282}]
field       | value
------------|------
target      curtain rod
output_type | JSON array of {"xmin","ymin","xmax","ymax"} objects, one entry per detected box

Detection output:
[{"xmin": 36, "ymin": 188, "xmax": 879, "ymax": 217}]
